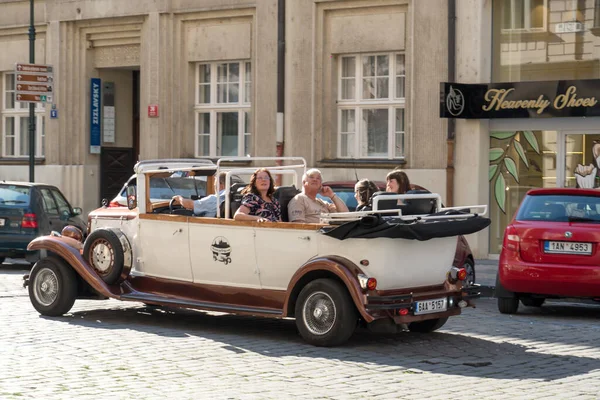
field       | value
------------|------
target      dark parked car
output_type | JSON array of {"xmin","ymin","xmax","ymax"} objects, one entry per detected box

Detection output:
[
  {"xmin": 320, "ymin": 180, "xmax": 476, "ymax": 286},
  {"xmin": 0, "ymin": 181, "xmax": 86, "ymax": 264}
]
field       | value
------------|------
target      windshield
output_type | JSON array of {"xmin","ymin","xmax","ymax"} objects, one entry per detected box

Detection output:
[
  {"xmin": 149, "ymin": 175, "xmax": 207, "ymax": 201},
  {"xmin": 0, "ymin": 185, "xmax": 31, "ymax": 207},
  {"xmin": 517, "ymin": 194, "xmax": 600, "ymax": 223}
]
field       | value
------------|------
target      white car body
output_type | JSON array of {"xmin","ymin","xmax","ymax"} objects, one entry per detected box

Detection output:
[{"xmin": 26, "ymin": 157, "xmax": 489, "ymax": 346}]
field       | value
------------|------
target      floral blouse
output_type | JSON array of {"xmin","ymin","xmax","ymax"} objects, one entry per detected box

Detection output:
[{"xmin": 240, "ymin": 193, "xmax": 282, "ymax": 222}]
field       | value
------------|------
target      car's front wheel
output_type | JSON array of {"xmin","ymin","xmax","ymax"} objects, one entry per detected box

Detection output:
[
  {"xmin": 295, "ymin": 279, "xmax": 357, "ymax": 347},
  {"xmin": 28, "ymin": 257, "xmax": 77, "ymax": 316},
  {"xmin": 497, "ymin": 297, "xmax": 519, "ymax": 314},
  {"xmin": 408, "ymin": 317, "xmax": 448, "ymax": 333}
]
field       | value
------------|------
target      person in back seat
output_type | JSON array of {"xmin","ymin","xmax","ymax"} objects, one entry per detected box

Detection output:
[
  {"xmin": 234, "ymin": 168, "xmax": 282, "ymax": 222},
  {"xmin": 288, "ymin": 168, "xmax": 349, "ymax": 223},
  {"xmin": 171, "ymin": 172, "xmax": 226, "ymax": 217},
  {"xmin": 355, "ymin": 179, "xmax": 379, "ymax": 212}
]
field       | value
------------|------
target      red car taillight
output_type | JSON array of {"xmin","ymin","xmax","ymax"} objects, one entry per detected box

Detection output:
[
  {"xmin": 503, "ymin": 224, "xmax": 520, "ymax": 253},
  {"xmin": 21, "ymin": 213, "xmax": 38, "ymax": 229}
]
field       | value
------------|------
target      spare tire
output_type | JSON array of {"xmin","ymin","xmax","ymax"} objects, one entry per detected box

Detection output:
[{"xmin": 83, "ymin": 228, "xmax": 132, "ymax": 284}]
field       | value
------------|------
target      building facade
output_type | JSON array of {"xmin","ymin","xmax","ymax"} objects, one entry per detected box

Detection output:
[
  {"xmin": 0, "ymin": 0, "xmax": 455, "ymax": 240},
  {"xmin": 448, "ymin": 0, "xmax": 600, "ymax": 258}
]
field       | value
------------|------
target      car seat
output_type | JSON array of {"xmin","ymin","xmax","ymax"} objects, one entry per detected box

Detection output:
[
  {"xmin": 370, "ymin": 191, "xmax": 402, "ymax": 211},
  {"xmin": 273, "ymin": 185, "xmax": 300, "ymax": 222},
  {"xmin": 403, "ymin": 189, "xmax": 436, "ymax": 215},
  {"xmin": 219, "ymin": 182, "xmax": 247, "ymax": 218}
]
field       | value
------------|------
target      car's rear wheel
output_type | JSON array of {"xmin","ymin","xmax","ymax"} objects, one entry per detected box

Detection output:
[
  {"xmin": 497, "ymin": 297, "xmax": 519, "ymax": 314},
  {"xmin": 28, "ymin": 257, "xmax": 77, "ymax": 316},
  {"xmin": 521, "ymin": 297, "xmax": 545, "ymax": 307},
  {"xmin": 462, "ymin": 258, "xmax": 475, "ymax": 287},
  {"xmin": 83, "ymin": 229, "xmax": 127, "ymax": 284},
  {"xmin": 408, "ymin": 317, "xmax": 448, "ymax": 333},
  {"xmin": 295, "ymin": 279, "xmax": 357, "ymax": 347}
]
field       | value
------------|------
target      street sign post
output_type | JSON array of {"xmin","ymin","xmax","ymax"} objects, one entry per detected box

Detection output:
[{"xmin": 14, "ymin": 63, "xmax": 54, "ymax": 103}]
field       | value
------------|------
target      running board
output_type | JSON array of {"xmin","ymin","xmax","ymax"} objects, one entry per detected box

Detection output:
[{"xmin": 120, "ymin": 292, "xmax": 283, "ymax": 316}]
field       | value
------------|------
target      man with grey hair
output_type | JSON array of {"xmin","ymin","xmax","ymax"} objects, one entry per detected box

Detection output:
[{"xmin": 288, "ymin": 168, "xmax": 349, "ymax": 223}]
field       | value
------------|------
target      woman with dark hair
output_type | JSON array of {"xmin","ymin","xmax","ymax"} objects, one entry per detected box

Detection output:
[
  {"xmin": 234, "ymin": 168, "xmax": 282, "ymax": 222},
  {"xmin": 386, "ymin": 170, "xmax": 411, "ymax": 194},
  {"xmin": 354, "ymin": 179, "xmax": 379, "ymax": 212}
]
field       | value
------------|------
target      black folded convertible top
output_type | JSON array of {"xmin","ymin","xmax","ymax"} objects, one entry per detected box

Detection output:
[{"xmin": 321, "ymin": 211, "xmax": 491, "ymax": 241}]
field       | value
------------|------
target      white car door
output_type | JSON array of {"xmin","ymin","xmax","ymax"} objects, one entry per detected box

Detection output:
[
  {"xmin": 188, "ymin": 220, "xmax": 261, "ymax": 288},
  {"xmin": 254, "ymin": 226, "xmax": 319, "ymax": 290},
  {"xmin": 137, "ymin": 215, "xmax": 193, "ymax": 281}
]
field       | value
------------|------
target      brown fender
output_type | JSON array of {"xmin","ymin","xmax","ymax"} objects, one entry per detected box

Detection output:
[
  {"xmin": 283, "ymin": 255, "xmax": 373, "ymax": 323},
  {"xmin": 27, "ymin": 236, "xmax": 123, "ymax": 299}
]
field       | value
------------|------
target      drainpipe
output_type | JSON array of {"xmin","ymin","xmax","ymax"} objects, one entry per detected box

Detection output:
[
  {"xmin": 446, "ymin": 0, "xmax": 456, "ymax": 207},
  {"xmin": 276, "ymin": 0, "xmax": 285, "ymax": 185}
]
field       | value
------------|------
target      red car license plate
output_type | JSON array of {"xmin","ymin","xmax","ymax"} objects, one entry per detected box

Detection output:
[{"xmin": 544, "ymin": 241, "xmax": 592, "ymax": 255}]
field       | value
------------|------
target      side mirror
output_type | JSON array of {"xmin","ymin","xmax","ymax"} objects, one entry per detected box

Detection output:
[
  {"xmin": 126, "ymin": 185, "xmax": 137, "ymax": 210},
  {"xmin": 73, "ymin": 207, "xmax": 83, "ymax": 216}
]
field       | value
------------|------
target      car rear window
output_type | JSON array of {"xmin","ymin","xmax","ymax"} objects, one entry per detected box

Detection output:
[
  {"xmin": 0, "ymin": 185, "xmax": 31, "ymax": 207},
  {"xmin": 516, "ymin": 194, "xmax": 600, "ymax": 222}
]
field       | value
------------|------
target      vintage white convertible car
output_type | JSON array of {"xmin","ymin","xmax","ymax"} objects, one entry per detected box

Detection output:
[{"xmin": 24, "ymin": 157, "xmax": 490, "ymax": 346}]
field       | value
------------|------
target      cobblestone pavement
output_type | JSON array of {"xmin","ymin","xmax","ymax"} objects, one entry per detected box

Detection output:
[{"xmin": 1, "ymin": 268, "xmax": 600, "ymax": 400}]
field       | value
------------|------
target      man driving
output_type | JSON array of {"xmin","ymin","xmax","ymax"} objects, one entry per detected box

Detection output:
[
  {"xmin": 287, "ymin": 168, "xmax": 349, "ymax": 223},
  {"xmin": 171, "ymin": 172, "xmax": 226, "ymax": 217}
]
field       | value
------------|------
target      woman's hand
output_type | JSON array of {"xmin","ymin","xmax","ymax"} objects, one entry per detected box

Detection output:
[{"xmin": 255, "ymin": 217, "xmax": 269, "ymax": 223}]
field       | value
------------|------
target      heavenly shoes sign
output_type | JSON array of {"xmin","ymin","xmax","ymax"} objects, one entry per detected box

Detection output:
[{"xmin": 440, "ymin": 80, "xmax": 600, "ymax": 119}]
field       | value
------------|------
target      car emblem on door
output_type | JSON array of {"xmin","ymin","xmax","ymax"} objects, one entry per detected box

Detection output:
[{"xmin": 565, "ymin": 231, "xmax": 572, "ymax": 238}]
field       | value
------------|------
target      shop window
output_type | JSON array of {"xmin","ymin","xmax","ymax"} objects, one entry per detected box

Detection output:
[
  {"xmin": 488, "ymin": 130, "xmax": 557, "ymax": 253},
  {"xmin": 1, "ymin": 72, "xmax": 45, "ymax": 158},
  {"xmin": 194, "ymin": 61, "xmax": 251, "ymax": 157},
  {"xmin": 337, "ymin": 53, "xmax": 405, "ymax": 159},
  {"xmin": 501, "ymin": 0, "xmax": 547, "ymax": 31}
]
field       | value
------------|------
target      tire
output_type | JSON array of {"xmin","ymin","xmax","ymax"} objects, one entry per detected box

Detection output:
[
  {"xmin": 462, "ymin": 258, "xmax": 476, "ymax": 287},
  {"xmin": 408, "ymin": 317, "xmax": 448, "ymax": 333},
  {"xmin": 521, "ymin": 297, "xmax": 545, "ymax": 307},
  {"xmin": 28, "ymin": 257, "xmax": 77, "ymax": 316},
  {"xmin": 295, "ymin": 279, "xmax": 358, "ymax": 347},
  {"xmin": 498, "ymin": 297, "xmax": 519, "ymax": 314},
  {"xmin": 83, "ymin": 229, "xmax": 126, "ymax": 284}
]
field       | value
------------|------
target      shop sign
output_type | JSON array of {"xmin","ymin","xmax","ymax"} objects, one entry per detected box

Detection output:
[{"xmin": 440, "ymin": 80, "xmax": 600, "ymax": 119}]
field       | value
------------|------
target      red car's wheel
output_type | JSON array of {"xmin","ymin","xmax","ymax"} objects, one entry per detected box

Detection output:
[{"xmin": 497, "ymin": 297, "xmax": 519, "ymax": 314}]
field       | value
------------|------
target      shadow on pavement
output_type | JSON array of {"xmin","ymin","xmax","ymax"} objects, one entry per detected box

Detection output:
[{"xmin": 45, "ymin": 302, "xmax": 600, "ymax": 382}]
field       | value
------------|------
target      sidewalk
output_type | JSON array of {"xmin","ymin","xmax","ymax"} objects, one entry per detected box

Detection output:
[{"xmin": 474, "ymin": 258, "xmax": 498, "ymax": 297}]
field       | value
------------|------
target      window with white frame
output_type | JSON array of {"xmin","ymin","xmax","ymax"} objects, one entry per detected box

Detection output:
[
  {"xmin": 338, "ymin": 53, "xmax": 405, "ymax": 159},
  {"xmin": 194, "ymin": 61, "xmax": 252, "ymax": 157},
  {"xmin": 2, "ymin": 72, "xmax": 45, "ymax": 157},
  {"xmin": 502, "ymin": 0, "xmax": 546, "ymax": 30}
]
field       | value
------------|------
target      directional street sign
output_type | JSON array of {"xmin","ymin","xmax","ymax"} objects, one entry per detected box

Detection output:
[{"xmin": 14, "ymin": 63, "xmax": 54, "ymax": 103}]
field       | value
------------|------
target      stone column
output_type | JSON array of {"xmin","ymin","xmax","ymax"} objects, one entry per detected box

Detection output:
[
  {"xmin": 454, "ymin": 0, "xmax": 493, "ymax": 258},
  {"xmin": 140, "ymin": 12, "xmax": 172, "ymax": 159}
]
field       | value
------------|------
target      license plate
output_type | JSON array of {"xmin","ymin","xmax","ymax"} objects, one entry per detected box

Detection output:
[
  {"xmin": 0, "ymin": 218, "xmax": 5, "ymax": 227},
  {"xmin": 544, "ymin": 241, "xmax": 592, "ymax": 255},
  {"xmin": 414, "ymin": 297, "xmax": 447, "ymax": 315}
]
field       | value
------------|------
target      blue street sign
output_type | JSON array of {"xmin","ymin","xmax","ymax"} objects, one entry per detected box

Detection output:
[
  {"xmin": 50, "ymin": 109, "xmax": 58, "ymax": 119},
  {"xmin": 90, "ymin": 78, "xmax": 101, "ymax": 154}
]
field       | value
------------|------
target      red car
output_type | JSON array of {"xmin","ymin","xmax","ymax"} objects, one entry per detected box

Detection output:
[
  {"xmin": 321, "ymin": 181, "xmax": 475, "ymax": 286},
  {"xmin": 496, "ymin": 188, "xmax": 600, "ymax": 314}
]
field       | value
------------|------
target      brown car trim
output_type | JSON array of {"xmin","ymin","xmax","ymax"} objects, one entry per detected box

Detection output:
[
  {"xmin": 28, "ymin": 236, "xmax": 122, "ymax": 298},
  {"xmin": 283, "ymin": 255, "xmax": 372, "ymax": 322}
]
